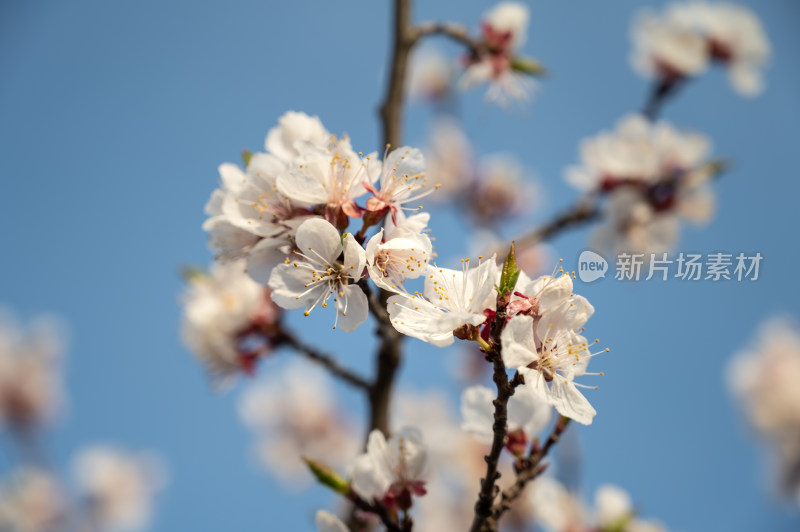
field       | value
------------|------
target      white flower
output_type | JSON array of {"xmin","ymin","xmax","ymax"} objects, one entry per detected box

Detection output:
[
  {"xmin": 365, "ymin": 212, "xmax": 432, "ymax": 293},
  {"xmin": 566, "ymin": 114, "xmax": 711, "ymax": 191},
  {"xmin": 238, "ymin": 363, "xmax": 358, "ymax": 485},
  {"xmin": 386, "ymin": 257, "xmax": 498, "ymax": 347},
  {"xmin": 631, "ymin": 8, "xmax": 709, "ymax": 81},
  {"xmin": 221, "ymin": 153, "xmax": 310, "ymax": 239},
  {"xmin": 589, "ymin": 160, "xmax": 716, "ymax": 256},
  {"xmin": 728, "ymin": 317, "xmax": 800, "ymax": 500},
  {"xmin": 407, "ymin": 47, "xmax": 455, "ymax": 101},
  {"xmin": 502, "ymin": 272, "xmax": 601, "ymax": 425},
  {"xmin": 0, "ymin": 468, "xmax": 65, "ymax": 532},
  {"xmin": 203, "ymin": 111, "xmax": 331, "ymax": 269},
  {"xmin": 528, "ymin": 478, "xmax": 667, "ymax": 532},
  {"xmin": 595, "ymin": 484, "xmax": 633, "ymax": 530},
  {"xmin": 394, "ymin": 391, "xmax": 483, "ymax": 532},
  {"xmin": 350, "ymin": 428, "xmax": 427, "ymax": 508},
  {"xmin": 527, "ymin": 476, "xmax": 586, "ymax": 532},
  {"xmin": 468, "ymin": 153, "xmax": 535, "ymax": 224},
  {"xmin": 268, "ymin": 218, "xmax": 367, "ymax": 332},
  {"xmin": 567, "ymin": 115, "xmax": 715, "ymax": 255},
  {"xmin": 364, "ymin": 147, "xmax": 435, "ymax": 221},
  {"xmin": 594, "ymin": 484, "xmax": 668, "ymax": 532},
  {"xmin": 181, "ymin": 260, "xmax": 278, "ymax": 388},
  {"xmin": 0, "ymin": 310, "xmax": 64, "ymax": 429},
  {"xmin": 264, "ymin": 111, "xmax": 330, "ymax": 162},
  {"xmin": 424, "ymin": 119, "xmax": 475, "ymax": 199},
  {"xmin": 590, "ymin": 188, "xmax": 681, "ymax": 256},
  {"xmin": 672, "ymin": 2, "xmax": 770, "ymax": 96},
  {"xmin": 483, "ymin": 2, "xmax": 530, "ymax": 50},
  {"xmin": 461, "ymin": 2, "xmax": 536, "ymax": 106},
  {"xmin": 276, "ymin": 135, "xmax": 380, "ymax": 223},
  {"xmin": 203, "ymin": 163, "xmax": 262, "ymax": 261},
  {"xmin": 315, "ymin": 510, "xmax": 349, "ymax": 532},
  {"xmin": 73, "ymin": 447, "xmax": 165, "ymax": 532},
  {"xmin": 461, "ymin": 384, "xmax": 552, "ymax": 448}
]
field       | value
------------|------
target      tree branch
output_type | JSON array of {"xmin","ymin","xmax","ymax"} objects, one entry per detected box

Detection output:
[
  {"xmin": 506, "ymin": 199, "xmax": 599, "ymax": 255},
  {"xmin": 491, "ymin": 416, "xmax": 571, "ymax": 523},
  {"xmin": 642, "ymin": 77, "xmax": 686, "ymax": 121},
  {"xmin": 380, "ymin": 0, "xmax": 415, "ymax": 150},
  {"xmin": 413, "ymin": 21, "xmax": 483, "ymax": 54},
  {"xmin": 275, "ymin": 328, "xmax": 371, "ymax": 390},
  {"xmin": 468, "ymin": 295, "xmax": 521, "ymax": 532}
]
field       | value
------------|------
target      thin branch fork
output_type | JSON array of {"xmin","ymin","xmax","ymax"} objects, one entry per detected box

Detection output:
[{"xmin": 491, "ymin": 416, "xmax": 571, "ymax": 522}]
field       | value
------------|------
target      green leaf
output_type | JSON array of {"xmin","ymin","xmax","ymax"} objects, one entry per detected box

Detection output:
[
  {"xmin": 241, "ymin": 149, "xmax": 253, "ymax": 167},
  {"xmin": 303, "ymin": 457, "xmax": 350, "ymax": 495},
  {"xmin": 180, "ymin": 265, "xmax": 207, "ymax": 282},
  {"xmin": 498, "ymin": 242, "xmax": 521, "ymax": 296},
  {"xmin": 511, "ymin": 56, "xmax": 546, "ymax": 77}
]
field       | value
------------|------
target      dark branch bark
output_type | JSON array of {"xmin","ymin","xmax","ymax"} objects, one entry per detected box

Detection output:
[
  {"xmin": 510, "ymin": 199, "xmax": 599, "ymax": 253},
  {"xmin": 642, "ymin": 77, "xmax": 686, "ymax": 121},
  {"xmin": 379, "ymin": 0, "xmax": 415, "ymax": 150},
  {"xmin": 490, "ymin": 416, "xmax": 571, "ymax": 523},
  {"xmin": 468, "ymin": 295, "xmax": 522, "ymax": 532}
]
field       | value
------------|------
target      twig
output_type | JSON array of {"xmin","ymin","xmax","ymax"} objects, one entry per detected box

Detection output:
[
  {"xmin": 490, "ymin": 416, "xmax": 572, "ymax": 523},
  {"xmin": 506, "ymin": 199, "xmax": 599, "ymax": 255},
  {"xmin": 275, "ymin": 328, "xmax": 371, "ymax": 390},
  {"xmin": 414, "ymin": 22, "xmax": 483, "ymax": 54},
  {"xmin": 468, "ymin": 295, "xmax": 522, "ymax": 532},
  {"xmin": 642, "ymin": 77, "xmax": 686, "ymax": 121},
  {"xmin": 379, "ymin": 0, "xmax": 415, "ymax": 150}
]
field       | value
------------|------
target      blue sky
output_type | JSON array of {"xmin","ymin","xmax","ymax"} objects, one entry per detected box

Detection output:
[{"xmin": 1, "ymin": 0, "xmax": 799, "ymax": 531}]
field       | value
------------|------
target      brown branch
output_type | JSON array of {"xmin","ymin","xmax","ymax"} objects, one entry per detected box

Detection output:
[
  {"xmin": 642, "ymin": 77, "xmax": 688, "ymax": 122},
  {"xmin": 357, "ymin": 279, "xmax": 404, "ymax": 439},
  {"xmin": 468, "ymin": 295, "xmax": 522, "ymax": 532},
  {"xmin": 414, "ymin": 21, "xmax": 483, "ymax": 54},
  {"xmin": 509, "ymin": 199, "xmax": 599, "ymax": 254},
  {"xmin": 366, "ymin": 0, "xmax": 423, "ymax": 441},
  {"xmin": 490, "ymin": 416, "xmax": 571, "ymax": 523},
  {"xmin": 379, "ymin": 0, "xmax": 415, "ymax": 150},
  {"xmin": 275, "ymin": 328, "xmax": 371, "ymax": 390}
]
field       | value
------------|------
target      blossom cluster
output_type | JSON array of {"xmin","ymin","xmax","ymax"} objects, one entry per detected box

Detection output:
[
  {"xmin": 408, "ymin": 2, "xmax": 544, "ymax": 107},
  {"xmin": 631, "ymin": 1, "xmax": 770, "ymax": 96},
  {"xmin": 566, "ymin": 114, "xmax": 718, "ymax": 255},
  {"xmin": 201, "ymin": 111, "xmax": 434, "ymax": 336},
  {"xmin": 0, "ymin": 309, "xmax": 165, "ymax": 532},
  {"xmin": 181, "ymin": 261, "xmax": 281, "ymax": 386}
]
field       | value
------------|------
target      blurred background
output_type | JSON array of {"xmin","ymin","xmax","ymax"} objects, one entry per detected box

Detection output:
[{"xmin": 1, "ymin": 0, "xmax": 799, "ymax": 530}]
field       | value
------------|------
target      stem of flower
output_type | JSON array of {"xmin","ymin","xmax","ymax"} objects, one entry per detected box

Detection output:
[{"xmin": 475, "ymin": 335, "xmax": 491, "ymax": 352}]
